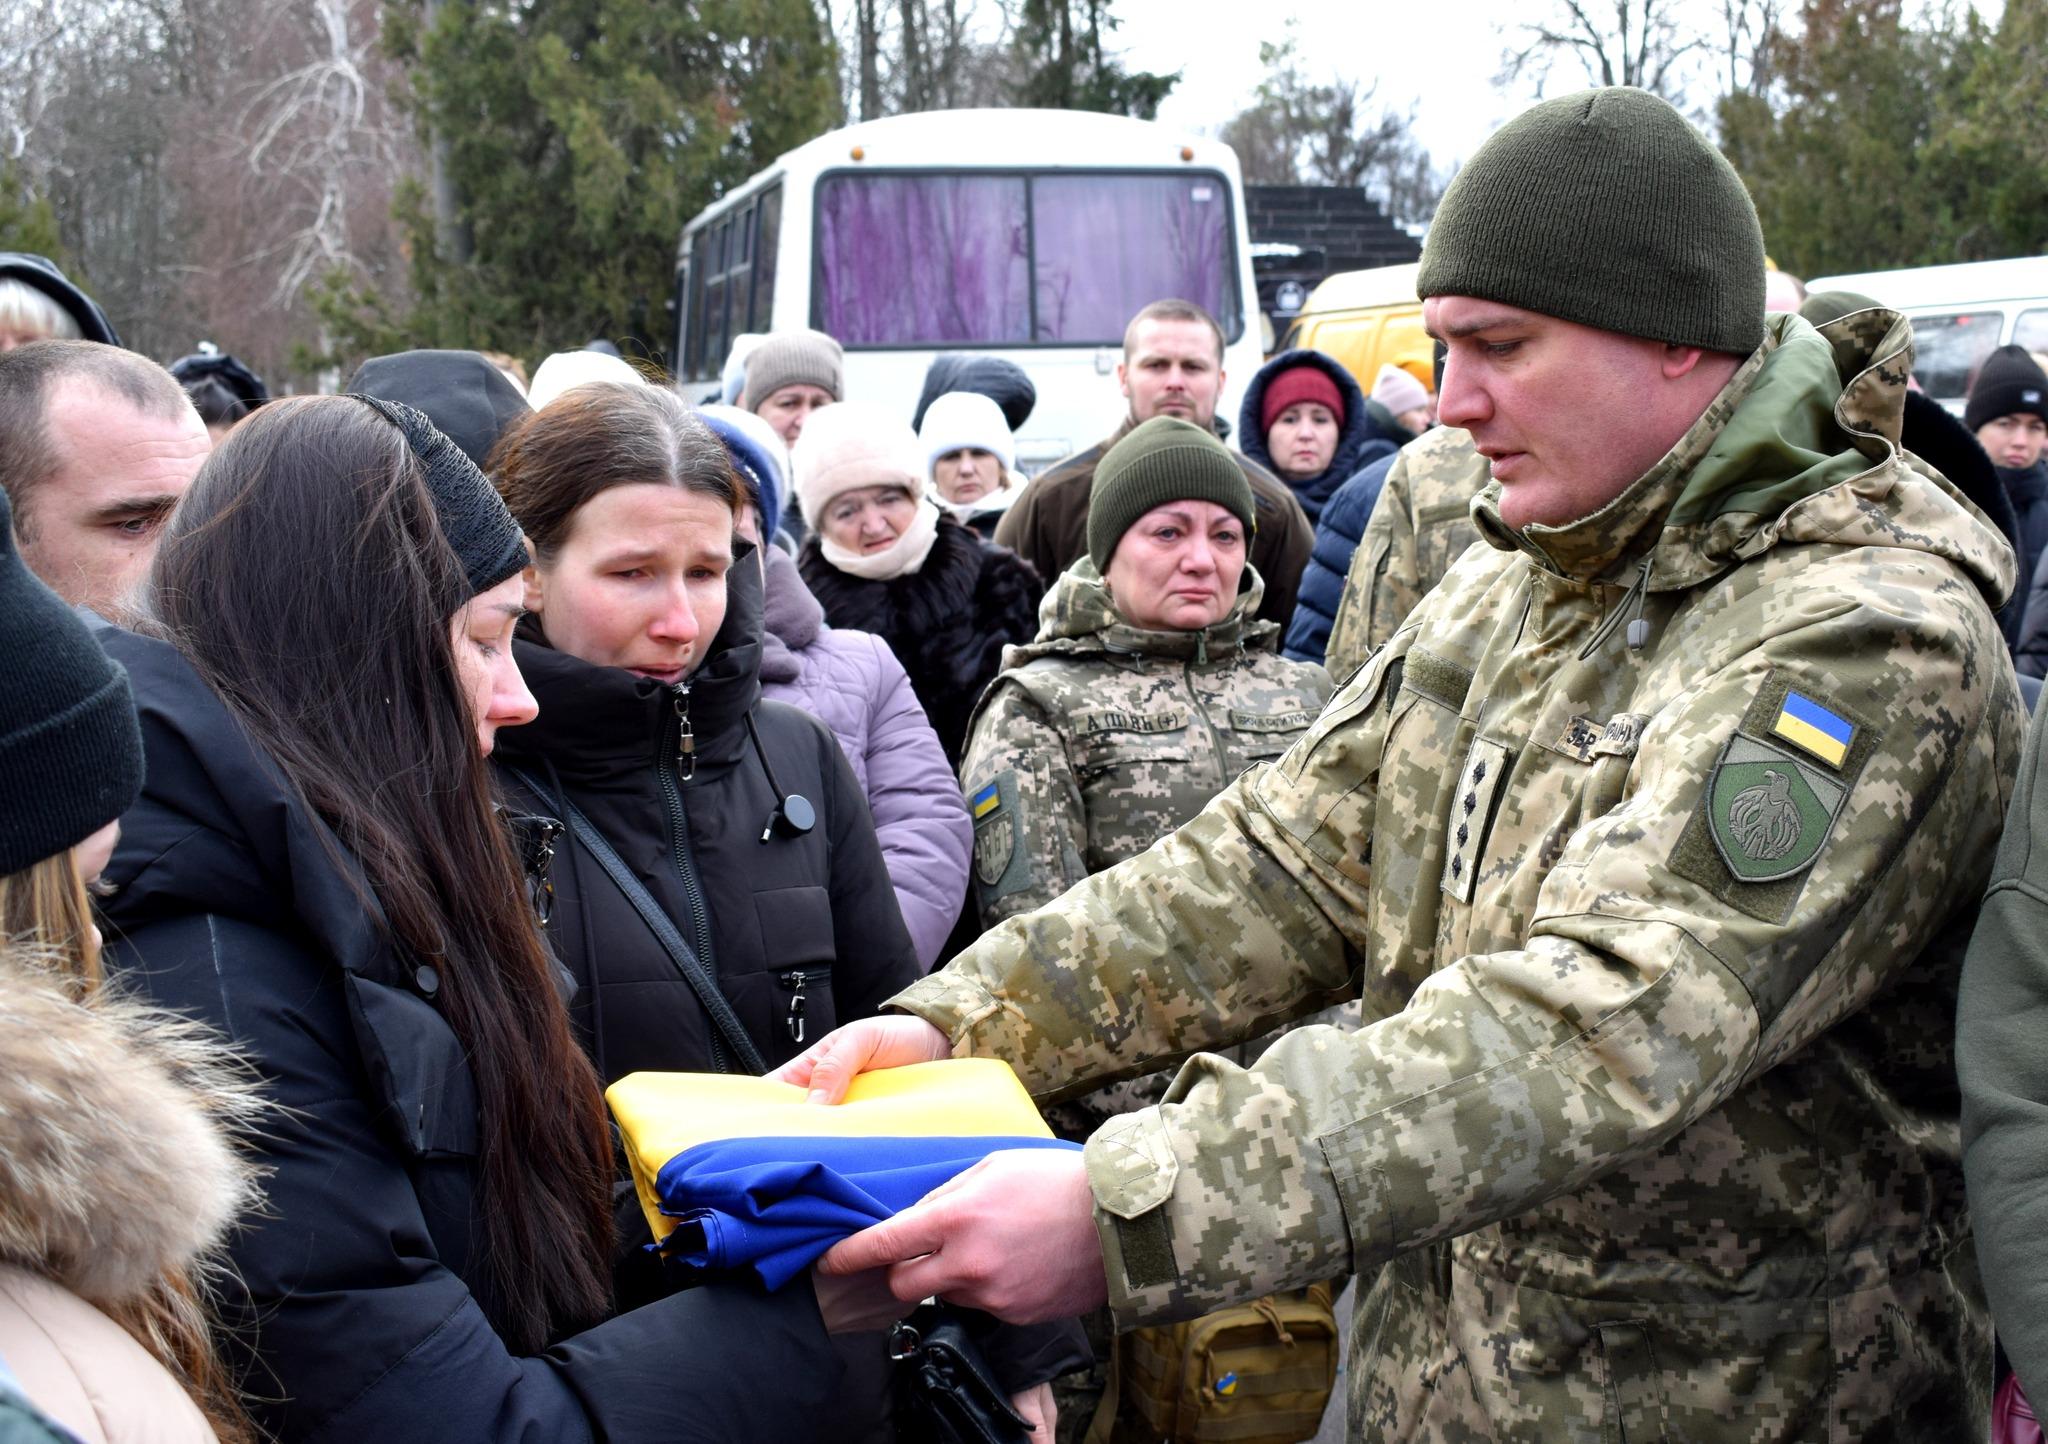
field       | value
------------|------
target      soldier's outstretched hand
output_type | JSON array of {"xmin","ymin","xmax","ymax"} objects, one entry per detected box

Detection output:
[
  {"xmin": 773, "ymin": 1016, "xmax": 951, "ymax": 1103},
  {"xmin": 817, "ymin": 1148, "xmax": 1107, "ymax": 1324}
]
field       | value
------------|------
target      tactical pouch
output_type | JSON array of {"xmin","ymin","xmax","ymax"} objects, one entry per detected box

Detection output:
[{"xmin": 1088, "ymin": 1283, "xmax": 1339, "ymax": 1444}]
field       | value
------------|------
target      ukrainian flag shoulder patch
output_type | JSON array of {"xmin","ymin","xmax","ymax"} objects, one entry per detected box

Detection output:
[
  {"xmin": 971, "ymin": 780, "xmax": 1002, "ymax": 819},
  {"xmin": 1771, "ymin": 691, "xmax": 1854, "ymax": 768}
]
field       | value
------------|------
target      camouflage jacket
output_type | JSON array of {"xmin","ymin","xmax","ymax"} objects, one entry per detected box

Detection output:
[
  {"xmin": 894, "ymin": 311, "xmax": 2023, "ymax": 1439},
  {"xmin": 1324, "ymin": 424, "xmax": 1487, "ymax": 679},
  {"xmin": 959, "ymin": 564, "xmax": 1332, "ymax": 1135},
  {"xmin": 960, "ymin": 562, "xmax": 1332, "ymax": 930}
]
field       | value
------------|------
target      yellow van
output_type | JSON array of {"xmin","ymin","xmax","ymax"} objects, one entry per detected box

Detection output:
[{"xmin": 1275, "ymin": 263, "xmax": 1434, "ymax": 395}]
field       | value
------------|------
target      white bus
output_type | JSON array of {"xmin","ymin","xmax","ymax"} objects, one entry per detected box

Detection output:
[
  {"xmin": 671, "ymin": 109, "xmax": 1263, "ymax": 473},
  {"xmin": 1809, "ymin": 255, "xmax": 2048, "ymax": 414}
]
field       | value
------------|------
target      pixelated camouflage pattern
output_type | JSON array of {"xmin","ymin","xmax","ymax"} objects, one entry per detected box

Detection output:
[
  {"xmin": 1324, "ymin": 424, "xmax": 1489, "ymax": 679},
  {"xmin": 958, "ymin": 560, "xmax": 1332, "ymax": 1133},
  {"xmin": 893, "ymin": 310, "xmax": 2021, "ymax": 1440}
]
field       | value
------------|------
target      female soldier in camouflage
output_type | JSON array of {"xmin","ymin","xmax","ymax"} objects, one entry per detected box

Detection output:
[
  {"xmin": 957, "ymin": 414, "xmax": 1336, "ymax": 1441},
  {"xmin": 959, "ymin": 416, "xmax": 1333, "ymax": 1117}
]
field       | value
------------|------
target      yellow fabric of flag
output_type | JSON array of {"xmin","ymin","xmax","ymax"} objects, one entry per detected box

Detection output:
[{"xmin": 606, "ymin": 1058, "xmax": 1052, "ymax": 1242}]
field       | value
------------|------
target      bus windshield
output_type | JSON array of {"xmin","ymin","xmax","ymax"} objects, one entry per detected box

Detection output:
[{"xmin": 812, "ymin": 169, "xmax": 1240, "ymax": 348}]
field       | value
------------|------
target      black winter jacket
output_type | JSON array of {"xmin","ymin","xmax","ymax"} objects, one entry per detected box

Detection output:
[
  {"xmin": 492, "ymin": 555, "xmax": 1086, "ymax": 1427},
  {"xmin": 493, "ymin": 543, "xmax": 920, "ymax": 1081},
  {"xmin": 799, "ymin": 512, "xmax": 1043, "ymax": 765},
  {"xmin": 92, "ymin": 619, "xmax": 840, "ymax": 1444}
]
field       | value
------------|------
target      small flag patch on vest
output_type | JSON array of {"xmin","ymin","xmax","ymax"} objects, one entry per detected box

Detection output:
[
  {"xmin": 971, "ymin": 781, "xmax": 1002, "ymax": 818},
  {"xmin": 1771, "ymin": 691, "xmax": 1853, "ymax": 767}
]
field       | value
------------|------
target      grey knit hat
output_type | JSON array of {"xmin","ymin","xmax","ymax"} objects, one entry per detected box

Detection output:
[
  {"xmin": 1088, "ymin": 417, "xmax": 1256, "ymax": 572},
  {"xmin": 1418, "ymin": 87, "xmax": 1766, "ymax": 354},
  {"xmin": 742, "ymin": 329, "xmax": 844, "ymax": 411},
  {"xmin": 0, "ymin": 487, "xmax": 143, "ymax": 874}
]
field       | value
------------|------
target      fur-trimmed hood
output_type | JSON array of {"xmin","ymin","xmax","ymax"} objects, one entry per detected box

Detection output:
[{"xmin": 0, "ymin": 946, "xmax": 262, "ymax": 1308}]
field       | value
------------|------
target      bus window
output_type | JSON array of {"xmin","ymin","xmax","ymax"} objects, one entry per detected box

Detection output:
[
  {"xmin": 1911, "ymin": 311, "xmax": 2002, "ymax": 399},
  {"xmin": 703, "ymin": 216, "xmax": 732, "ymax": 376},
  {"xmin": 752, "ymin": 185, "xmax": 783, "ymax": 333},
  {"xmin": 815, "ymin": 173, "xmax": 1030, "ymax": 345},
  {"xmin": 1031, "ymin": 173, "xmax": 1238, "ymax": 344},
  {"xmin": 2016, "ymin": 308, "xmax": 2048, "ymax": 357}
]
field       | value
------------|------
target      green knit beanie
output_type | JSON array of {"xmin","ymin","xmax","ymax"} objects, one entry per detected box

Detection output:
[
  {"xmin": 1088, "ymin": 417, "xmax": 1257, "ymax": 571},
  {"xmin": 1418, "ymin": 87, "xmax": 1766, "ymax": 354}
]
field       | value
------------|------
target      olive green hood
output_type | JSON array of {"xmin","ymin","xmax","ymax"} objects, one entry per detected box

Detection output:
[
  {"xmin": 1002, "ymin": 558, "xmax": 1277, "ymax": 670},
  {"xmin": 1472, "ymin": 308, "xmax": 2017, "ymax": 613}
]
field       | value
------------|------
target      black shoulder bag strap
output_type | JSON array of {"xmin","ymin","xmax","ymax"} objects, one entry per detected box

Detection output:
[{"xmin": 507, "ymin": 766, "xmax": 768, "ymax": 1075}]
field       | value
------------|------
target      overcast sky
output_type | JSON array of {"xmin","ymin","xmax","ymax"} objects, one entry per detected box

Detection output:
[
  {"xmin": 1118, "ymin": 0, "xmax": 2005, "ymax": 174},
  {"xmin": 1124, "ymin": 0, "xmax": 1540, "ymax": 168}
]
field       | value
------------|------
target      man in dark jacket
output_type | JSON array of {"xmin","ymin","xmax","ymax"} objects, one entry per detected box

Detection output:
[
  {"xmin": 995, "ymin": 299, "xmax": 1312, "ymax": 626},
  {"xmin": 0, "ymin": 341, "xmax": 208, "ymax": 619}
]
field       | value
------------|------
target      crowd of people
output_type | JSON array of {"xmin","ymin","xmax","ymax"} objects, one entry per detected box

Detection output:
[{"xmin": 5, "ymin": 83, "xmax": 2048, "ymax": 1444}]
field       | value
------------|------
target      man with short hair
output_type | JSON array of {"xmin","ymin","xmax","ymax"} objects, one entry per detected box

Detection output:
[
  {"xmin": 995, "ymin": 299, "xmax": 1312, "ymax": 627},
  {"xmin": 0, "ymin": 341, "xmax": 208, "ymax": 619},
  {"xmin": 790, "ymin": 88, "xmax": 2018, "ymax": 1437}
]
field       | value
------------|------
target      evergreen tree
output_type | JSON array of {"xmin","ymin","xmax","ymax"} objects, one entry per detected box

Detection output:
[
  {"xmin": 315, "ymin": 0, "xmax": 838, "ymax": 367},
  {"xmin": 0, "ymin": 163, "xmax": 77, "ymax": 270},
  {"xmin": 1718, "ymin": 0, "xmax": 2047, "ymax": 275},
  {"xmin": 1006, "ymin": 0, "xmax": 1175, "ymax": 118}
]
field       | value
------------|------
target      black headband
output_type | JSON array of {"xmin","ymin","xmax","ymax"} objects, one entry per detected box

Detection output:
[{"xmin": 355, "ymin": 394, "xmax": 527, "ymax": 597}]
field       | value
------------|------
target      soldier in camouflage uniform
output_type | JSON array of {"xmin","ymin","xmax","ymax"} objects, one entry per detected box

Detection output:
[
  {"xmin": 960, "ymin": 419, "xmax": 1333, "ymax": 1439},
  {"xmin": 1323, "ymin": 423, "xmax": 1488, "ymax": 679},
  {"xmin": 960, "ymin": 433, "xmax": 1332, "ymax": 1132},
  {"xmin": 797, "ymin": 88, "xmax": 2021, "ymax": 1440},
  {"xmin": 962, "ymin": 569, "xmax": 1329, "ymax": 936}
]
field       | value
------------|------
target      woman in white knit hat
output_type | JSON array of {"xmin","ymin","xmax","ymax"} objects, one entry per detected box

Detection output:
[
  {"xmin": 793, "ymin": 400, "xmax": 1042, "ymax": 765},
  {"xmin": 917, "ymin": 390, "xmax": 1030, "ymax": 539}
]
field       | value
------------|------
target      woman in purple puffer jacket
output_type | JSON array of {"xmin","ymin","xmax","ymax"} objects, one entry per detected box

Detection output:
[{"xmin": 699, "ymin": 404, "xmax": 971, "ymax": 970}]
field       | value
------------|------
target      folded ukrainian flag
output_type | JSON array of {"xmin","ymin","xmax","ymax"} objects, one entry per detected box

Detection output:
[{"xmin": 606, "ymin": 1059, "xmax": 1079, "ymax": 1289}]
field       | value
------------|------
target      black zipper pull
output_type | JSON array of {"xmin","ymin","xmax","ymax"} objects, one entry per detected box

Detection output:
[
  {"xmin": 780, "ymin": 970, "xmax": 808, "ymax": 1043},
  {"xmin": 673, "ymin": 682, "xmax": 696, "ymax": 782}
]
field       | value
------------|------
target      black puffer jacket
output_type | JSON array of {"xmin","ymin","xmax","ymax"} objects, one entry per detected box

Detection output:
[
  {"xmin": 800, "ymin": 512, "xmax": 1042, "ymax": 765},
  {"xmin": 492, "ymin": 555, "xmax": 1087, "ymax": 1424},
  {"xmin": 494, "ymin": 543, "xmax": 919, "ymax": 1080},
  {"xmin": 92, "ymin": 619, "xmax": 839, "ymax": 1444}
]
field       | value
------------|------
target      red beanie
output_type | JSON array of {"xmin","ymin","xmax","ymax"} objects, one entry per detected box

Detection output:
[{"xmin": 1260, "ymin": 365, "xmax": 1345, "ymax": 434}]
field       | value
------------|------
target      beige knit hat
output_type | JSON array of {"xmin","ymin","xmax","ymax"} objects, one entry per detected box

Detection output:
[
  {"xmin": 790, "ymin": 400, "xmax": 925, "ymax": 526},
  {"xmin": 1369, "ymin": 363, "xmax": 1428, "ymax": 416}
]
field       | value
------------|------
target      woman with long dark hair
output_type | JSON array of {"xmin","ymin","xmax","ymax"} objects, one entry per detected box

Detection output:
[{"xmin": 96, "ymin": 395, "xmax": 860, "ymax": 1441}]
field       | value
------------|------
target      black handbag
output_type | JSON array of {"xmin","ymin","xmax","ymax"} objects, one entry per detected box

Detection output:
[{"xmin": 891, "ymin": 1302, "xmax": 1036, "ymax": 1444}]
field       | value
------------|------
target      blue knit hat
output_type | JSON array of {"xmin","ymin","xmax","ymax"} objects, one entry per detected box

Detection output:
[{"xmin": 699, "ymin": 403, "xmax": 790, "ymax": 542}]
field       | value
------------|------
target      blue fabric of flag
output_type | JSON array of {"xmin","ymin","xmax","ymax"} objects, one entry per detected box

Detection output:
[{"xmin": 654, "ymin": 1133, "xmax": 1082, "ymax": 1288}]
